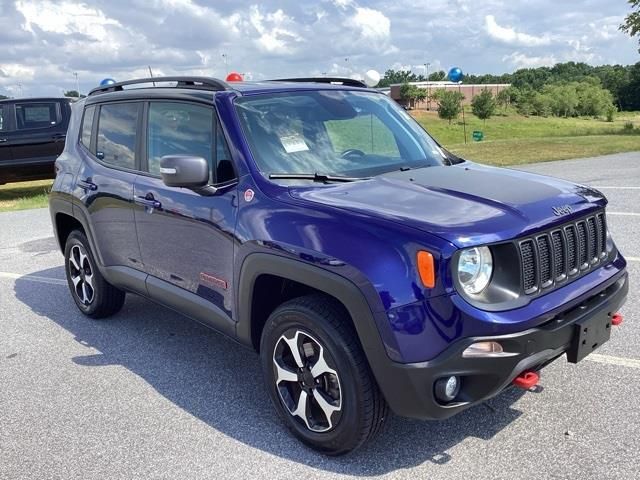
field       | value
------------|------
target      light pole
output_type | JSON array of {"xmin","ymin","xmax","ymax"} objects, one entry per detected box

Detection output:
[
  {"xmin": 17, "ymin": 83, "xmax": 23, "ymax": 97},
  {"xmin": 222, "ymin": 53, "xmax": 229, "ymax": 75},
  {"xmin": 344, "ymin": 57, "xmax": 349, "ymax": 75},
  {"xmin": 73, "ymin": 72, "xmax": 79, "ymax": 98},
  {"xmin": 424, "ymin": 63, "xmax": 431, "ymax": 109}
]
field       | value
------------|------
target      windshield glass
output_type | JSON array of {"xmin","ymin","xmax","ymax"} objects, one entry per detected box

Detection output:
[{"xmin": 235, "ymin": 90, "xmax": 448, "ymax": 179}]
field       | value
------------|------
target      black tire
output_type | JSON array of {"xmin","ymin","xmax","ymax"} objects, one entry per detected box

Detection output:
[
  {"xmin": 260, "ymin": 293, "xmax": 388, "ymax": 455},
  {"xmin": 64, "ymin": 230, "xmax": 125, "ymax": 318}
]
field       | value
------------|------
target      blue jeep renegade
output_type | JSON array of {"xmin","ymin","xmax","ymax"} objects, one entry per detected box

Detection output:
[{"xmin": 49, "ymin": 76, "xmax": 628, "ymax": 455}]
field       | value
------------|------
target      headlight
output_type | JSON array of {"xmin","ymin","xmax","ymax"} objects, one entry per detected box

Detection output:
[{"xmin": 457, "ymin": 246, "xmax": 493, "ymax": 295}]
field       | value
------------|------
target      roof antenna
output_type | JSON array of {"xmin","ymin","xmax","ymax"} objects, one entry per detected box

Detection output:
[{"xmin": 148, "ymin": 66, "xmax": 155, "ymax": 86}]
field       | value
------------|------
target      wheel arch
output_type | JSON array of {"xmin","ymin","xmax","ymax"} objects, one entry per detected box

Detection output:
[{"xmin": 236, "ymin": 253, "xmax": 387, "ymax": 356}]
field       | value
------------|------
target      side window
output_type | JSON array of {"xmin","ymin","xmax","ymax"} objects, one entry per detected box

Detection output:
[
  {"xmin": 147, "ymin": 102, "xmax": 214, "ymax": 179},
  {"xmin": 15, "ymin": 102, "xmax": 58, "ymax": 130},
  {"xmin": 215, "ymin": 122, "xmax": 236, "ymax": 183},
  {"xmin": 0, "ymin": 105, "xmax": 5, "ymax": 131},
  {"xmin": 80, "ymin": 106, "xmax": 95, "ymax": 150},
  {"xmin": 96, "ymin": 103, "xmax": 138, "ymax": 169}
]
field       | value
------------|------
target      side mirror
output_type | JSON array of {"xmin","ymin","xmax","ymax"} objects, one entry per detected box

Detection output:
[{"xmin": 159, "ymin": 155, "xmax": 209, "ymax": 188}]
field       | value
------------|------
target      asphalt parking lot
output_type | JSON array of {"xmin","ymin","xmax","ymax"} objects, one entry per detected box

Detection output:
[{"xmin": 1, "ymin": 152, "xmax": 639, "ymax": 480}]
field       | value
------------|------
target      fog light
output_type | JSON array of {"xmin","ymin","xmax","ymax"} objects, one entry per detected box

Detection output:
[
  {"xmin": 462, "ymin": 341, "xmax": 505, "ymax": 358},
  {"xmin": 434, "ymin": 376, "xmax": 461, "ymax": 403}
]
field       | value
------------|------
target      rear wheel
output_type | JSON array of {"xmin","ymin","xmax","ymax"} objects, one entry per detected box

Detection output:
[
  {"xmin": 260, "ymin": 294, "xmax": 388, "ymax": 455},
  {"xmin": 64, "ymin": 230, "xmax": 125, "ymax": 318}
]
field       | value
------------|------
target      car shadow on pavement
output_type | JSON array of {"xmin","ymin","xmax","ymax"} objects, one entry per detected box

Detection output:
[{"xmin": 14, "ymin": 267, "xmax": 527, "ymax": 476}]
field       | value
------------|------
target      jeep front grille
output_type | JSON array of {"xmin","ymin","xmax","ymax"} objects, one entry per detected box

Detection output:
[{"xmin": 518, "ymin": 211, "xmax": 607, "ymax": 295}]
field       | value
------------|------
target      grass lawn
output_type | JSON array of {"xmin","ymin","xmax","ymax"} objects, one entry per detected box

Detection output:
[
  {"xmin": 0, "ymin": 180, "xmax": 53, "ymax": 213},
  {"xmin": 412, "ymin": 109, "xmax": 640, "ymax": 165}
]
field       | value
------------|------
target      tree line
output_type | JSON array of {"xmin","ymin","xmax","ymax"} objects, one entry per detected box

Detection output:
[{"xmin": 380, "ymin": 61, "xmax": 640, "ymax": 112}]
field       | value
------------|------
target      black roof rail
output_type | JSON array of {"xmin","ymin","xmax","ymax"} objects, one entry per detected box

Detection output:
[
  {"xmin": 88, "ymin": 76, "xmax": 231, "ymax": 96},
  {"xmin": 269, "ymin": 77, "xmax": 368, "ymax": 88}
]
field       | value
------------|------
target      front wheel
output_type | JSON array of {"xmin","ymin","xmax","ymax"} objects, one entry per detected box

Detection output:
[{"xmin": 260, "ymin": 294, "xmax": 388, "ymax": 455}]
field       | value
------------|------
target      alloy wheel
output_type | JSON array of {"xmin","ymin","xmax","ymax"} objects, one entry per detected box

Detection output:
[
  {"xmin": 68, "ymin": 244, "xmax": 95, "ymax": 305},
  {"xmin": 272, "ymin": 330, "xmax": 342, "ymax": 433}
]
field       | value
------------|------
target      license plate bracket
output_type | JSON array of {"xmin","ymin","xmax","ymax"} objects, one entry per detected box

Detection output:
[{"xmin": 567, "ymin": 310, "xmax": 612, "ymax": 364}]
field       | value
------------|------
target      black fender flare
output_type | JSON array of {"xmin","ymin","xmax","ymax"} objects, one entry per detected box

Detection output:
[{"xmin": 235, "ymin": 252, "xmax": 411, "ymax": 412}]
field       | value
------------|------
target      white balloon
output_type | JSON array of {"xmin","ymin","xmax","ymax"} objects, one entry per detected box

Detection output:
[{"xmin": 363, "ymin": 69, "xmax": 381, "ymax": 87}]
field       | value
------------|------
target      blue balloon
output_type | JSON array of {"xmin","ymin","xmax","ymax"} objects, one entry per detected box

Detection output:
[
  {"xmin": 100, "ymin": 78, "xmax": 116, "ymax": 86},
  {"xmin": 448, "ymin": 67, "xmax": 463, "ymax": 83}
]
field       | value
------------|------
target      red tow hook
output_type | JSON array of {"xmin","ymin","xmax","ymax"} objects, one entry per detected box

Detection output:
[
  {"xmin": 612, "ymin": 312, "xmax": 623, "ymax": 326},
  {"xmin": 513, "ymin": 371, "xmax": 539, "ymax": 390}
]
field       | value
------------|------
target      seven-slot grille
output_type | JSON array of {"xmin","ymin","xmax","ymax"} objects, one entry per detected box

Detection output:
[{"xmin": 518, "ymin": 211, "xmax": 608, "ymax": 294}]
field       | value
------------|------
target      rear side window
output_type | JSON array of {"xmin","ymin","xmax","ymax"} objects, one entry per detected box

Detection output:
[
  {"xmin": 96, "ymin": 103, "xmax": 138, "ymax": 169},
  {"xmin": 0, "ymin": 105, "xmax": 4, "ymax": 131},
  {"xmin": 15, "ymin": 102, "xmax": 58, "ymax": 130},
  {"xmin": 81, "ymin": 106, "xmax": 95, "ymax": 149},
  {"xmin": 147, "ymin": 102, "xmax": 214, "ymax": 178}
]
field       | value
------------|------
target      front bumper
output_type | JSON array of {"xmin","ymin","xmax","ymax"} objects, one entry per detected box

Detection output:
[{"xmin": 377, "ymin": 270, "xmax": 628, "ymax": 420}]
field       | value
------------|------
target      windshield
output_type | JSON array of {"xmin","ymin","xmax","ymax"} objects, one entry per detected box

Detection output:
[{"xmin": 235, "ymin": 90, "xmax": 448, "ymax": 179}]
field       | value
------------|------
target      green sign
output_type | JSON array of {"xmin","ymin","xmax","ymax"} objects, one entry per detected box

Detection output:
[{"xmin": 472, "ymin": 131, "xmax": 484, "ymax": 141}]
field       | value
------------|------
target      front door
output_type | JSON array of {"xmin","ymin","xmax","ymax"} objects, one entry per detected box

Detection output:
[{"xmin": 134, "ymin": 100, "xmax": 238, "ymax": 316}]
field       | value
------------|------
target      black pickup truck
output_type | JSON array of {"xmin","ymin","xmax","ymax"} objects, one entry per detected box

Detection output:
[{"xmin": 0, "ymin": 97, "xmax": 72, "ymax": 184}]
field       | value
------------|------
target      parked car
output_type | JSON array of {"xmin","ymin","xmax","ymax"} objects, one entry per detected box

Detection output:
[
  {"xmin": 49, "ymin": 77, "xmax": 628, "ymax": 455},
  {"xmin": 0, "ymin": 97, "xmax": 71, "ymax": 184}
]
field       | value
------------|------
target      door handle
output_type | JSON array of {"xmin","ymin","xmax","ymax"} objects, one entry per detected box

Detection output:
[
  {"xmin": 52, "ymin": 134, "xmax": 66, "ymax": 142},
  {"xmin": 78, "ymin": 179, "xmax": 97, "ymax": 191},
  {"xmin": 135, "ymin": 195, "xmax": 162, "ymax": 209}
]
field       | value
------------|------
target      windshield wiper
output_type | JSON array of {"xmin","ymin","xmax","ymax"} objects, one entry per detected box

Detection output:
[{"xmin": 268, "ymin": 172, "xmax": 369, "ymax": 183}]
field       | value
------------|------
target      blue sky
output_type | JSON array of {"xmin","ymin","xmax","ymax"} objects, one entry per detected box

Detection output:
[{"xmin": 0, "ymin": 0, "xmax": 638, "ymax": 96}]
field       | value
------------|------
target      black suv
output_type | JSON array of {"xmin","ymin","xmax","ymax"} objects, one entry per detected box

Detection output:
[
  {"xmin": 49, "ymin": 77, "xmax": 627, "ymax": 455},
  {"xmin": 0, "ymin": 97, "xmax": 71, "ymax": 184}
]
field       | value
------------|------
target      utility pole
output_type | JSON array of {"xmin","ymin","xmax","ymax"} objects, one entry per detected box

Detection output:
[
  {"xmin": 344, "ymin": 57, "xmax": 349, "ymax": 75},
  {"xmin": 73, "ymin": 72, "xmax": 79, "ymax": 98},
  {"xmin": 17, "ymin": 83, "xmax": 23, "ymax": 97}
]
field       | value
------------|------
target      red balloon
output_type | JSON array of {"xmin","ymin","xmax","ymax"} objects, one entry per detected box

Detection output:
[{"xmin": 226, "ymin": 72, "xmax": 243, "ymax": 82}]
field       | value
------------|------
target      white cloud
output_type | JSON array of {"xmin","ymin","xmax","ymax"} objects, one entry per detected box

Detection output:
[
  {"xmin": 503, "ymin": 52, "xmax": 557, "ymax": 68},
  {"xmin": 348, "ymin": 7, "xmax": 390, "ymax": 41},
  {"xmin": 16, "ymin": 0, "xmax": 120, "ymax": 41},
  {"xmin": 485, "ymin": 15, "xmax": 551, "ymax": 47}
]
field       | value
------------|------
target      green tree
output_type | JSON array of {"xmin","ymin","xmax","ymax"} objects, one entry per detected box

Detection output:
[
  {"xmin": 399, "ymin": 83, "xmax": 427, "ymax": 108},
  {"xmin": 531, "ymin": 93, "xmax": 553, "ymax": 117},
  {"xmin": 379, "ymin": 69, "xmax": 422, "ymax": 88},
  {"xmin": 471, "ymin": 89, "xmax": 496, "ymax": 124},
  {"xmin": 496, "ymin": 88, "xmax": 511, "ymax": 112},
  {"xmin": 64, "ymin": 90, "xmax": 86, "ymax": 98},
  {"xmin": 620, "ymin": 0, "xmax": 640, "ymax": 51},
  {"xmin": 433, "ymin": 90, "xmax": 464, "ymax": 124}
]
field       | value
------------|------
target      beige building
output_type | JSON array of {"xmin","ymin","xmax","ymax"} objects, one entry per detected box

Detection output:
[{"xmin": 390, "ymin": 81, "xmax": 510, "ymax": 110}]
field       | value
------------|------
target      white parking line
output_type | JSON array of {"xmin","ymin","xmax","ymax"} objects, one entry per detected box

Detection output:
[
  {"xmin": 592, "ymin": 186, "xmax": 640, "ymax": 190},
  {"xmin": 0, "ymin": 271, "xmax": 66, "ymax": 285},
  {"xmin": 607, "ymin": 211, "xmax": 640, "ymax": 217},
  {"xmin": 586, "ymin": 353, "xmax": 640, "ymax": 370},
  {"xmin": 628, "ymin": 257, "xmax": 640, "ymax": 262}
]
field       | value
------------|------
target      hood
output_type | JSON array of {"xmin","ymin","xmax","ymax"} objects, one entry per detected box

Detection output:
[{"xmin": 287, "ymin": 163, "xmax": 606, "ymax": 248}]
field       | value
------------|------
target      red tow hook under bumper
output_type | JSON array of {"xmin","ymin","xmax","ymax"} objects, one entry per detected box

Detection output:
[
  {"xmin": 612, "ymin": 312, "xmax": 623, "ymax": 326},
  {"xmin": 513, "ymin": 371, "xmax": 540, "ymax": 390}
]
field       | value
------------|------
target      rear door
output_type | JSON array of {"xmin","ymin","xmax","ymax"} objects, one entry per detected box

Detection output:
[
  {"xmin": 133, "ymin": 100, "xmax": 238, "ymax": 316},
  {"xmin": 0, "ymin": 103, "xmax": 13, "ymax": 165},
  {"xmin": 74, "ymin": 101, "xmax": 143, "ymax": 269},
  {"xmin": 11, "ymin": 101, "xmax": 66, "ymax": 164}
]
